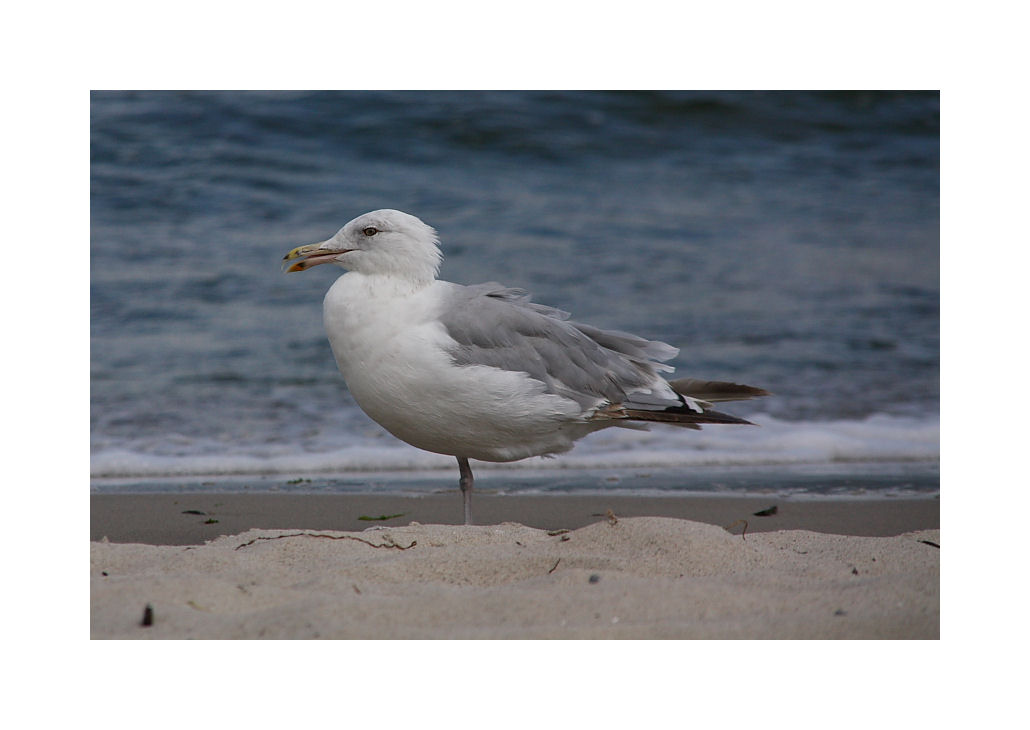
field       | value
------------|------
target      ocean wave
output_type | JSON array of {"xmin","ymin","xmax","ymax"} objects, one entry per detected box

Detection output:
[{"xmin": 90, "ymin": 413, "xmax": 938, "ymax": 479}]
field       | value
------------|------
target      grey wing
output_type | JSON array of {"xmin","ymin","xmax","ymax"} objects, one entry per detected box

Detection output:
[{"xmin": 439, "ymin": 283, "xmax": 682, "ymax": 411}]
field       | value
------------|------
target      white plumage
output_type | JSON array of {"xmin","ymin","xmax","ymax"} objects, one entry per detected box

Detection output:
[{"xmin": 284, "ymin": 209, "xmax": 767, "ymax": 523}]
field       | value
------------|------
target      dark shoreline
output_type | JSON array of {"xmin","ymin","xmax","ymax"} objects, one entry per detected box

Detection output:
[{"xmin": 91, "ymin": 492, "xmax": 940, "ymax": 546}]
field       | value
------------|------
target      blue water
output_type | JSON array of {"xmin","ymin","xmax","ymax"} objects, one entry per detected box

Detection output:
[{"xmin": 90, "ymin": 91, "xmax": 939, "ymax": 494}]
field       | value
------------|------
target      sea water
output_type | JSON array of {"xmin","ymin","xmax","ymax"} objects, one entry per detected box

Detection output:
[{"xmin": 90, "ymin": 91, "xmax": 939, "ymax": 496}]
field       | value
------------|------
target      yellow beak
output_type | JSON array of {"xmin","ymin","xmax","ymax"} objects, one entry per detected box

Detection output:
[{"xmin": 282, "ymin": 242, "xmax": 352, "ymax": 272}]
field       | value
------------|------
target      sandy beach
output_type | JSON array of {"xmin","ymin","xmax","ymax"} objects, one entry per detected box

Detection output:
[{"xmin": 91, "ymin": 494, "xmax": 938, "ymax": 639}]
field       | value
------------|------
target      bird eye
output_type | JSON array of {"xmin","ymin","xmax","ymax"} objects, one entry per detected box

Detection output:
[{"xmin": 362, "ymin": 226, "xmax": 378, "ymax": 237}]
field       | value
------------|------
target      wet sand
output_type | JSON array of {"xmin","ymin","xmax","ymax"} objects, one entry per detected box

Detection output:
[{"xmin": 91, "ymin": 492, "xmax": 938, "ymax": 545}]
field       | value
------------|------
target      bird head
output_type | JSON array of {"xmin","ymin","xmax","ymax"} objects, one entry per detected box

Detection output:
[{"xmin": 283, "ymin": 209, "xmax": 442, "ymax": 284}]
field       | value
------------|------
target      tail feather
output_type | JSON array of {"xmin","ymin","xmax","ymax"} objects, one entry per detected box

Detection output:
[
  {"xmin": 669, "ymin": 378, "xmax": 771, "ymax": 403},
  {"xmin": 620, "ymin": 378, "xmax": 769, "ymax": 429}
]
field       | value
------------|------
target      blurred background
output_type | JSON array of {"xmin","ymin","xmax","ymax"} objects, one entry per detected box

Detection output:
[{"xmin": 90, "ymin": 90, "xmax": 939, "ymax": 493}]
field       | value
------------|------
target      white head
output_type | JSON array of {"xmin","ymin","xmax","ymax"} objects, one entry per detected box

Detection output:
[{"xmin": 284, "ymin": 209, "xmax": 442, "ymax": 285}]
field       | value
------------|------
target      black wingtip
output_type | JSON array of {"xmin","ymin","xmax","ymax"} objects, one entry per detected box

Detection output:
[{"xmin": 623, "ymin": 405, "xmax": 757, "ymax": 427}]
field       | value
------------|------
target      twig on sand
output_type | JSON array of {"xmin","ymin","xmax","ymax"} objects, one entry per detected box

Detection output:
[
  {"xmin": 725, "ymin": 519, "xmax": 749, "ymax": 540},
  {"xmin": 548, "ymin": 558, "xmax": 561, "ymax": 574},
  {"xmin": 234, "ymin": 532, "xmax": 417, "ymax": 551}
]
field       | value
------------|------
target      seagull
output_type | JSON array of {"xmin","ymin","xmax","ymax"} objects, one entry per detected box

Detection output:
[{"xmin": 284, "ymin": 209, "xmax": 768, "ymax": 524}]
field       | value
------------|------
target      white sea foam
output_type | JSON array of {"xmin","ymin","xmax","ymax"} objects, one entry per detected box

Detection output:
[{"xmin": 90, "ymin": 413, "xmax": 939, "ymax": 479}]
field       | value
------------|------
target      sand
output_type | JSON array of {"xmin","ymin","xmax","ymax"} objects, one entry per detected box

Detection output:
[
  {"xmin": 90, "ymin": 493, "xmax": 939, "ymax": 544},
  {"xmin": 91, "ymin": 495, "xmax": 939, "ymax": 639}
]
